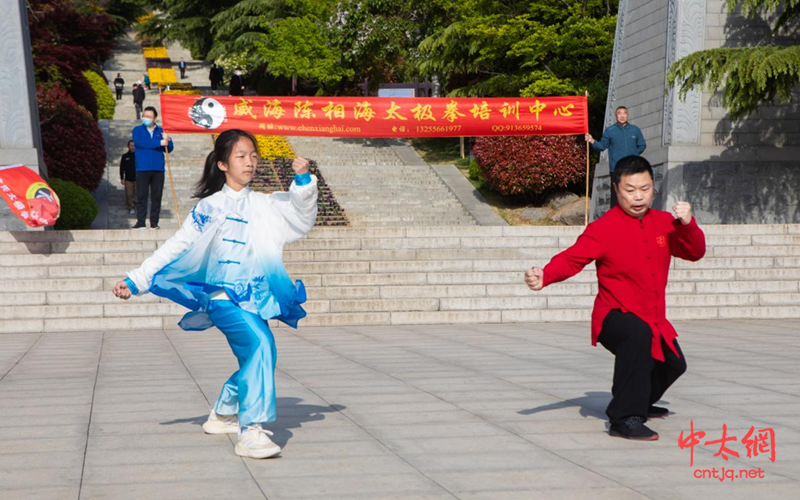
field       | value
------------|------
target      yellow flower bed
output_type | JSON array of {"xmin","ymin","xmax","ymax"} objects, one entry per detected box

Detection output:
[
  {"xmin": 137, "ymin": 13, "xmax": 154, "ymax": 24},
  {"xmin": 211, "ymin": 135, "xmax": 296, "ymax": 160},
  {"xmin": 255, "ymin": 136, "xmax": 296, "ymax": 160},
  {"xmin": 163, "ymin": 89, "xmax": 201, "ymax": 95},
  {"xmin": 148, "ymin": 68, "xmax": 177, "ymax": 85},
  {"xmin": 143, "ymin": 47, "xmax": 168, "ymax": 59}
]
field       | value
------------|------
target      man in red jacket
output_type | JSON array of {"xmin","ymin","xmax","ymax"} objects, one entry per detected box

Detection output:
[{"xmin": 524, "ymin": 155, "xmax": 706, "ymax": 441}]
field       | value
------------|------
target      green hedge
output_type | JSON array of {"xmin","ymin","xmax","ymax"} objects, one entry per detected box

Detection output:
[
  {"xmin": 468, "ymin": 159, "xmax": 485, "ymax": 189},
  {"xmin": 49, "ymin": 178, "xmax": 98, "ymax": 230},
  {"xmin": 83, "ymin": 70, "xmax": 115, "ymax": 120}
]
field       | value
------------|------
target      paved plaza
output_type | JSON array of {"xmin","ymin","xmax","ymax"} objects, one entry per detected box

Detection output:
[{"xmin": 1, "ymin": 319, "xmax": 798, "ymax": 499}]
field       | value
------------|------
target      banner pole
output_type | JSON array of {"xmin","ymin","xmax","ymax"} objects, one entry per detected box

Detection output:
[
  {"xmin": 159, "ymin": 89, "xmax": 181, "ymax": 223},
  {"xmin": 584, "ymin": 90, "xmax": 590, "ymax": 226}
]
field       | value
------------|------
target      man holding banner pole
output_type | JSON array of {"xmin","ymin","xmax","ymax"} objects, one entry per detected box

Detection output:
[{"xmin": 585, "ymin": 106, "xmax": 646, "ymax": 208}]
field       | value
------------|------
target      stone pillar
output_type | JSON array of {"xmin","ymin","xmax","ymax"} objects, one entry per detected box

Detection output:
[
  {"xmin": 592, "ymin": 0, "xmax": 800, "ymax": 223},
  {"xmin": 0, "ymin": 0, "xmax": 46, "ymax": 230}
]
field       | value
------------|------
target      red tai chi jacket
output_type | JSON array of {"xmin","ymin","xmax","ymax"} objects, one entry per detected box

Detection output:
[{"xmin": 542, "ymin": 206, "xmax": 706, "ymax": 362}]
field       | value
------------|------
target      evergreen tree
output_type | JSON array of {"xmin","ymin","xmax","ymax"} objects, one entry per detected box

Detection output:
[{"xmin": 667, "ymin": 0, "xmax": 800, "ymax": 120}]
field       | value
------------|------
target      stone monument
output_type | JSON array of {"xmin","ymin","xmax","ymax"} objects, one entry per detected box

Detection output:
[
  {"xmin": 0, "ymin": 0, "xmax": 47, "ymax": 230},
  {"xmin": 590, "ymin": 0, "xmax": 800, "ymax": 223}
]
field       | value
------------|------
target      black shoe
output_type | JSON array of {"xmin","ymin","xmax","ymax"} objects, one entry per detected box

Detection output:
[
  {"xmin": 152, "ymin": 225, "xmax": 161, "ymax": 230},
  {"xmin": 648, "ymin": 405, "xmax": 670, "ymax": 418},
  {"xmin": 131, "ymin": 223, "xmax": 146, "ymax": 229},
  {"xmin": 609, "ymin": 416, "xmax": 659, "ymax": 441}
]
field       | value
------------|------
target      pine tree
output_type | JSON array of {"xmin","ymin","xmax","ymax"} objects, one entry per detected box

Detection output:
[{"xmin": 667, "ymin": 0, "xmax": 800, "ymax": 120}]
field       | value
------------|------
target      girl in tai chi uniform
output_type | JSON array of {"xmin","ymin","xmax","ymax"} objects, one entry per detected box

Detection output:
[
  {"xmin": 525, "ymin": 155, "xmax": 705, "ymax": 441},
  {"xmin": 114, "ymin": 129, "xmax": 317, "ymax": 458}
]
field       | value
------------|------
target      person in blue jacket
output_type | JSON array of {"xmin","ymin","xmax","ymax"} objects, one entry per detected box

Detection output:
[
  {"xmin": 132, "ymin": 106, "xmax": 174, "ymax": 229},
  {"xmin": 586, "ymin": 106, "xmax": 646, "ymax": 208}
]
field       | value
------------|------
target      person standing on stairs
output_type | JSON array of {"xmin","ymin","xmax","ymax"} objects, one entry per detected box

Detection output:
[
  {"xmin": 585, "ymin": 106, "xmax": 646, "ymax": 209},
  {"xmin": 229, "ymin": 67, "xmax": 245, "ymax": 96},
  {"xmin": 119, "ymin": 140, "xmax": 137, "ymax": 215},
  {"xmin": 113, "ymin": 73, "xmax": 124, "ymax": 101},
  {"xmin": 112, "ymin": 129, "xmax": 318, "ymax": 460},
  {"xmin": 132, "ymin": 83, "xmax": 145, "ymax": 120},
  {"xmin": 209, "ymin": 63, "xmax": 219, "ymax": 90},
  {"xmin": 179, "ymin": 58, "xmax": 187, "ymax": 79},
  {"xmin": 132, "ymin": 106, "xmax": 173, "ymax": 229},
  {"xmin": 524, "ymin": 156, "xmax": 705, "ymax": 442}
]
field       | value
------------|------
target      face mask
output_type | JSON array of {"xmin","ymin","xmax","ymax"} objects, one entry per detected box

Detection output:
[
  {"xmin": 235, "ymin": 71, "xmax": 242, "ymax": 76},
  {"xmin": 142, "ymin": 118, "xmax": 153, "ymax": 127}
]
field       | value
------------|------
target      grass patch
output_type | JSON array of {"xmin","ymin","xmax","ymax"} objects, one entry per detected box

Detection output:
[{"xmin": 410, "ymin": 137, "xmax": 465, "ymax": 165}]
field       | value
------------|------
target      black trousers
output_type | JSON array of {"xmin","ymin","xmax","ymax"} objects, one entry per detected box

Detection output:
[
  {"xmin": 598, "ymin": 310, "xmax": 687, "ymax": 425},
  {"xmin": 180, "ymin": 67, "xmax": 186, "ymax": 79},
  {"xmin": 135, "ymin": 171, "xmax": 165, "ymax": 227},
  {"xmin": 115, "ymin": 88, "xmax": 123, "ymax": 100}
]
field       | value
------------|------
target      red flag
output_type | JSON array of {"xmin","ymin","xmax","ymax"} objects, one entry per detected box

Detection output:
[
  {"xmin": 0, "ymin": 165, "xmax": 61, "ymax": 228},
  {"xmin": 161, "ymin": 95, "xmax": 589, "ymax": 138}
]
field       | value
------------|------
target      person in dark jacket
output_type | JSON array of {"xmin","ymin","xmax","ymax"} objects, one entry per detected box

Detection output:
[
  {"xmin": 132, "ymin": 106, "xmax": 174, "ymax": 229},
  {"xmin": 230, "ymin": 67, "xmax": 246, "ymax": 96},
  {"xmin": 209, "ymin": 64, "xmax": 219, "ymax": 90},
  {"xmin": 114, "ymin": 73, "xmax": 125, "ymax": 100},
  {"xmin": 120, "ymin": 140, "xmax": 137, "ymax": 214},
  {"xmin": 586, "ymin": 106, "xmax": 647, "ymax": 208},
  {"xmin": 132, "ymin": 83, "xmax": 146, "ymax": 120},
  {"xmin": 179, "ymin": 58, "xmax": 187, "ymax": 79},
  {"xmin": 217, "ymin": 66, "xmax": 225, "ymax": 89}
]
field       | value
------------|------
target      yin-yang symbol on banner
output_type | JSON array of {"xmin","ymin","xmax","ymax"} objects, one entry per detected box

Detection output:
[{"xmin": 188, "ymin": 97, "xmax": 227, "ymax": 129}]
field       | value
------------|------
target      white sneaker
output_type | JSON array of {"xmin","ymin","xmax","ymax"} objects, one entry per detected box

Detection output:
[
  {"xmin": 235, "ymin": 424, "xmax": 281, "ymax": 459},
  {"xmin": 202, "ymin": 410, "xmax": 239, "ymax": 435}
]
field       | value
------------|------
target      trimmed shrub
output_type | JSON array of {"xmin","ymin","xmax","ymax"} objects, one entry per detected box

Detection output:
[
  {"xmin": 38, "ymin": 84, "xmax": 106, "ymax": 192},
  {"xmin": 66, "ymin": 70, "xmax": 99, "ymax": 119},
  {"xmin": 468, "ymin": 159, "xmax": 485, "ymax": 189},
  {"xmin": 49, "ymin": 178, "xmax": 98, "ymax": 230},
  {"xmin": 473, "ymin": 135, "xmax": 586, "ymax": 198},
  {"xmin": 83, "ymin": 70, "xmax": 115, "ymax": 120}
]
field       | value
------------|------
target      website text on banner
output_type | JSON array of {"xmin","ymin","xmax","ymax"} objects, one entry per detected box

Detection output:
[{"xmin": 161, "ymin": 95, "xmax": 589, "ymax": 138}]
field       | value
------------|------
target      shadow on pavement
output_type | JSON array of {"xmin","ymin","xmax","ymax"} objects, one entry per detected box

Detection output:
[
  {"xmin": 518, "ymin": 391, "xmax": 611, "ymax": 420},
  {"xmin": 158, "ymin": 397, "xmax": 346, "ymax": 449}
]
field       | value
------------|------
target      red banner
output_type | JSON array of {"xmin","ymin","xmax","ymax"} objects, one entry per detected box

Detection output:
[
  {"xmin": 161, "ymin": 95, "xmax": 588, "ymax": 138},
  {"xmin": 0, "ymin": 165, "xmax": 60, "ymax": 227}
]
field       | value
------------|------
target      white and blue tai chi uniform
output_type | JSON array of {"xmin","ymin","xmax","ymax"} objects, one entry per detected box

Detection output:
[{"xmin": 124, "ymin": 174, "xmax": 318, "ymax": 426}]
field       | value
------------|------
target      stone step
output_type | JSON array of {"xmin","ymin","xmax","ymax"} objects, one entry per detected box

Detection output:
[
  {"xmin": 5, "ymin": 305, "xmax": 800, "ymax": 333},
  {"xmin": 2, "ymin": 224, "xmax": 799, "ymax": 330},
  {"xmin": 4, "ymin": 225, "xmax": 799, "ymax": 242},
  {"xmin": 3, "ymin": 291, "xmax": 798, "ymax": 321}
]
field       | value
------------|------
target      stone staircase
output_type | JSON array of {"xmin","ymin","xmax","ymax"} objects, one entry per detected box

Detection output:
[
  {"xmin": 289, "ymin": 137, "xmax": 477, "ymax": 226},
  {"xmin": 2, "ymin": 224, "xmax": 798, "ymax": 333}
]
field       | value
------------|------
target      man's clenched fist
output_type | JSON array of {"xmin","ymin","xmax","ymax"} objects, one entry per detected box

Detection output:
[
  {"xmin": 672, "ymin": 201, "xmax": 693, "ymax": 225},
  {"xmin": 524, "ymin": 267, "xmax": 544, "ymax": 291}
]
